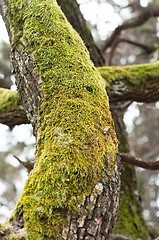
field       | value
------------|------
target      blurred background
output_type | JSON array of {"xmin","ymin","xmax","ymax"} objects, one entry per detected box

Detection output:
[{"xmin": 0, "ymin": 0, "xmax": 159, "ymax": 233}]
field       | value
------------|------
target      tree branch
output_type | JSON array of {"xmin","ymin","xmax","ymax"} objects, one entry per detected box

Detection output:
[
  {"xmin": 118, "ymin": 38, "xmax": 156, "ymax": 54},
  {"xmin": 13, "ymin": 155, "xmax": 34, "ymax": 173},
  {"xmin": 102, "ymin": 5, "xmax": 159, "ymax": 51},
  {"xmin": 98, "ymin": 61, "xmax": 159, "ymax": 103},
  {"xmin": 108, "ymin": 37, "xmax": 156, "ymax": 65},
  {"xmin": 0, "ymin": 88, "xmax": 28, "ymax": 128},
  {"xmin": 1, "ymin": 0, "xmax": 120, "ymax": 239},
  {"xmin": 0, "ymin": 0, "xmax": 10, "ymax": 39},
  {"xmin": 120, "ymin": 153, "xmax": 159, "ymax": 170}
]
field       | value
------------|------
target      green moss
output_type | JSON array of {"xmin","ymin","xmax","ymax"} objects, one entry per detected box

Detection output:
[
  {"xmin": 0, "ymin": 88, "xmax": 21, "ymax": 113},
  {"xmin": 98, "ymin": 61, "xmax": 159, "ymax": 91},
  {"xmin": 8, "ymin": 0, "xmax": 118, "ymax": 239}
]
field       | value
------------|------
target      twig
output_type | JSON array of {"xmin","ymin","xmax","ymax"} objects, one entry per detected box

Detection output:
[
  {"xmin": 120, "ymin": 153, "xmax": 159, "ymax": 170},
  {"xmin": 102, "ymin": 5, "xmax": 159, "ymax": 51},
  {"xmin": 13, "ymin": 155, "xmax": 34, "ymax": 173}
]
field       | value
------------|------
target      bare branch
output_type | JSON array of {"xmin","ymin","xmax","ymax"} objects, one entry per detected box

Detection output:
[
  {"xmin": 102, "ymin": 5, "xmax": 159, "ymax": 52},
  {"xmin": 13, "ymin": 155, "xmax": 34, "ymax": 173},
  {"xmin": 0, "ymin": 109, "xmax": 29, "ymax": 128},
  {"xmin": 108, "ymin": 37, "xmax": 157, "ymax": 65},
  {"xmin": 117, "ymin": 38, "xmax": 156, "ymax": 54},
  {"xmin": 120, "ymin": 153, "xmax": 159, "ymax": 170},
  {"xmin": 0, "ymin": 0, "xmax": 10, "ymax": 39}
]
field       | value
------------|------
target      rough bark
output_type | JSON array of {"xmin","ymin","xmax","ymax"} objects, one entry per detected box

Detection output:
[{"xmin": 0, "ymin": 0, "xmax": 120, "ymax": 239}]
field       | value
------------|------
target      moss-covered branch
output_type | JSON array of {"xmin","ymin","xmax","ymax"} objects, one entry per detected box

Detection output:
[
  {"xmin": 1, "ymin": 60, "xmax": 159, "ymax": 128},
  {"xmin": 0, "ymin": 88, "xmax": 28, "ymax": 128},
  {"xmin": 98, "ymin": 61, "xmax": 159, "ymax": 103}
]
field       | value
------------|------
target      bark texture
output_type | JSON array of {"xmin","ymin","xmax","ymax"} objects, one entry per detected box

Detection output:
[{"xmin": 0, "ymin": 0, "xmax": 120, "ymax": 239}]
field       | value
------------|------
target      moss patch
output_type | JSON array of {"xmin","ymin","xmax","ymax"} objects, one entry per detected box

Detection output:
[{"xmin": 8, "ymin": 0, "xmax": 118, "ymax": 239}]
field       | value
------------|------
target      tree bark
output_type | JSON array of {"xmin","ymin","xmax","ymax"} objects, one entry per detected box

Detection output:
[
  {"xmin": 111, "ymin": 107, "xmax": 149, "ymax": 239},
  {"xmin": 0, "ymin": 0, "xmax": 120, "ymax": 239}
]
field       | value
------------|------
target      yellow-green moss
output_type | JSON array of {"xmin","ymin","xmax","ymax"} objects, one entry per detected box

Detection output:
[
  {"xmin": 8, "ymin": 0, "xmax": 118, "ymax": 239},
  {"xmin": 0, "ymin": 88, "xmax": 20, "ymax": 113},
  {"xmin": 98, "ymin": 61, "xmax": 159, "ymax": 91}
]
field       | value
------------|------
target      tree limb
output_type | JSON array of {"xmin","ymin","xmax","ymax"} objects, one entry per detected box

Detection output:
[
  {"xmin": 117, "ymin": 38, "xmax": 156, "ymax": 54},
  {"xmin": 0, "ymin": 88, "xmax": 28, "ymax": 128},
  {"xmin": 102, "ymin": 5, "xmax": 159, "ymax": 51},
  {"xmin": 98, "ymin": 61, "xmax": 159, "ymax": 103},
  {"xmin": 108, "ymin": 37, "xmax": 156, "ymax": 65},
  {"xmin": 120, "ymin": 153, "xmax": 159, "ymax": 170},
  {"xmin": 1, "ymin": 0, "xmax": 120, "ymax": 239},
  {"xmin": 13, "ymin": 155, "xmax": 34, "ymax": 173}
]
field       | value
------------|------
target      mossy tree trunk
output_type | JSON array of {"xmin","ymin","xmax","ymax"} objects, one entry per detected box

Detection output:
[
  {"xmin": 0, "ymin": 0, "xmax": 120, "ymax": 239},
  {"xmin": 55, "ymin": 1, "xmax": 150, "ymax": 238},
  {"xmin": 56, "ymin": 0, "xmax": 105, "ymax": 67}
]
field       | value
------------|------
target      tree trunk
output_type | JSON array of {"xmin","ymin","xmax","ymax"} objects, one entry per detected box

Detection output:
[
  {"xmin": 56, "ymin": 0, "xmax": 105, "ymax": 67},
  {"xmin": 111, "ymin": 107, "xmax": 149, "ymax": 239},
  {"xmin": 0, "ymin": 0, "xmax": 120, "ymax": 239}
]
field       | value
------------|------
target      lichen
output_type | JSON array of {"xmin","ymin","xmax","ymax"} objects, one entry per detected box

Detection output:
[
  {"xmin": 0, "ymin": 88, "xmax": 21, "ymax": 113},
  {"xmin": 8, "ymin": 0, "xmax": 118, "ymax": 239}
]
